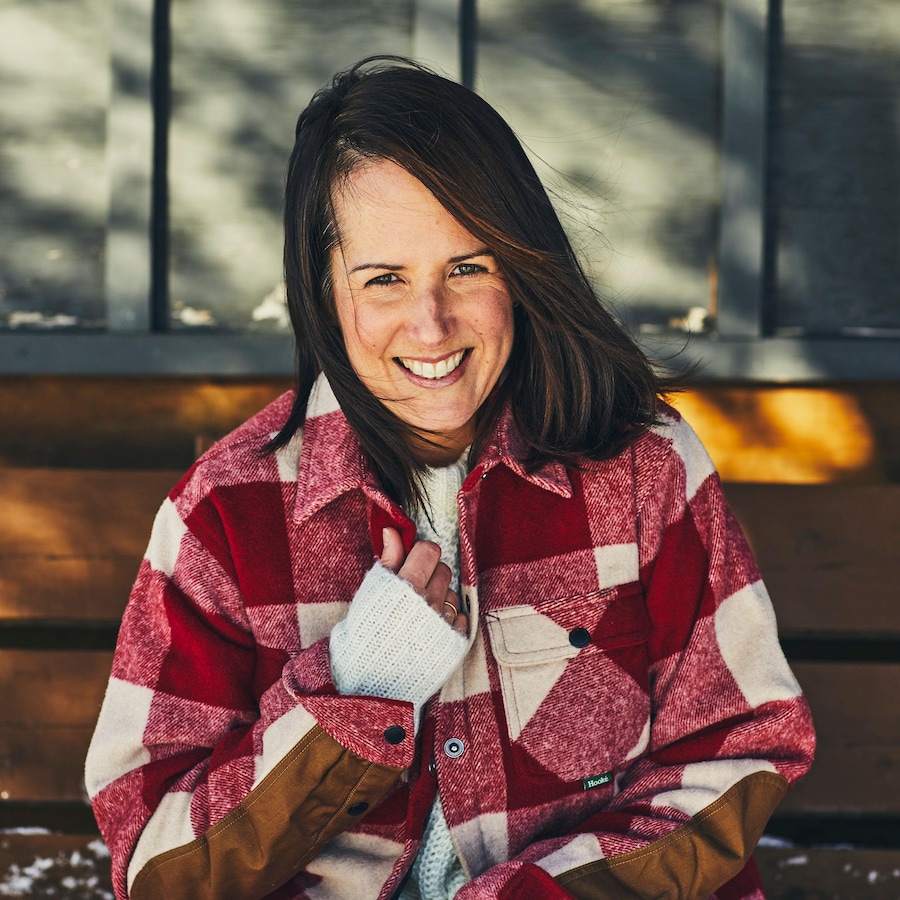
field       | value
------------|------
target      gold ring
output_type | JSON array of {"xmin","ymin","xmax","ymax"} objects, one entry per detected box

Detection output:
[{"xmin": 442, "ymin": 601, "xmax": 457, "ymax": 625}]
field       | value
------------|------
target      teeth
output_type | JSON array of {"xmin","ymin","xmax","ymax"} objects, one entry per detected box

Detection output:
[{"xmin": 400, "ymin": 350, "xmax": 464, "ymax": 379}]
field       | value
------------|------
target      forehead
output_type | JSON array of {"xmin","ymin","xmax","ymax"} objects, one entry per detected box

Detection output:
[{"xmin": 331, "ymin": 159, "xmax": 477, "ymax": 255}]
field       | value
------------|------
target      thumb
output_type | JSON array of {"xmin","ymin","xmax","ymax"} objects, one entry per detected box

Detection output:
[{"xmin": 380, "ymin": 527, "xmax": 406, "ymax": 572}]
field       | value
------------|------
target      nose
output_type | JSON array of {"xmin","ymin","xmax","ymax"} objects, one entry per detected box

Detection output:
[{"xmin": 407, "ymin": 283, "xmax": 453, "ymax": 347}]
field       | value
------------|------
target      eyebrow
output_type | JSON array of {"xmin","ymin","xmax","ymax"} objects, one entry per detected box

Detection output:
[{"xmin": 347, "ymin": 248, "xmax": 495, "ymax": 275}]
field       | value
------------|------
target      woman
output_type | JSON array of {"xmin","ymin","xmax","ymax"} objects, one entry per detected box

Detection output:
[{"xmin": 86, "ymin": 57, "xmax": 814, "ymax": 899}]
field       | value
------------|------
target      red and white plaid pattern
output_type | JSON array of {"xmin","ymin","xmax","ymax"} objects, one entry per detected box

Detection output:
[{"xmin": 86, "ymin": 376, "xmax": 814, "ymax": 898}]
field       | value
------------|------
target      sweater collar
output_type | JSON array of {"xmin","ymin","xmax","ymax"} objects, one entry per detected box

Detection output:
[{"xmin": 292, "ymin": 374, "xmax": 572, "ymax": 525}]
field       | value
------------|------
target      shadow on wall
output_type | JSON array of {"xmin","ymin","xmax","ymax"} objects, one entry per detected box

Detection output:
[{"xmin": 2, "ymin": 0, "xmax": 898, "ymax": 371}]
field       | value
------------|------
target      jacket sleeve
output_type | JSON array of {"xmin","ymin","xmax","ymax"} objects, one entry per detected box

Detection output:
[
  {"xmin": 85, "ymin": 476, "xmax": 414, "ymax": 900},
  {"xmin": 455, "ymin": 415, "xmax": 816, "ymax": 900}
]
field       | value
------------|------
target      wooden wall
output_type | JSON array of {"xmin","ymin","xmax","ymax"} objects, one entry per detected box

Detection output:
[{"xmin": 2, "ymin": 377, "xmax": 899, "ymax": 481}]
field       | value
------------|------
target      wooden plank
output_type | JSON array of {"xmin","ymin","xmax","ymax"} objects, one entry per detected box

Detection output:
[
  {"xmin": 0, "ymin": 833, "xmax": 112, "ymax": 898},
  {"xmin": 757, "ymin": 846, "xmax": 900, "ymax": 899},
  {"xmin": 725, "ymin": 484, "xmax": 900, "ymax": 636},
  {"xmin": 672, "ymin": 385, "xmax": 887, "ymax": 484},
  {"xmin": 793, "ymin": 663, "xmax": 900, "ymax": 745},
  {"xmin": 0, "ymin": 559, "xmax": 141, "ymax": 621},
  {"xmin": 2, "ymin": 654, "xmax": 897, "ymax": 815},
  {"xmin": 4, "ymin": 378, "xmax": 899, "ymax": 476},
  {"xmin": 0, "ymin": 376, "xmax": 289, "ymax": 468},
  {"xmin": 0, "ymin": 468, "xmax": 175, "ymax": 558},
  {"xmin": 780, "ymin": 745, "xmax": 900, "ymax": 815},
  {"xmin": 0, "ymin": 470, "xmax": 178, "ymax": 620},
  {"xmin": 779, "ymin": 663, "xmax": 900, "ymax": 815},
  {"xmin": 0, "ymin": 651, "xmax": 112, "ymax": 726},
  {"xmin": 0, "ymin": 726, "xmax": 95, "ymax": 801},
  {"xmin": 0, "ymin": 651, "xmax": 112, "ymax": 803}
]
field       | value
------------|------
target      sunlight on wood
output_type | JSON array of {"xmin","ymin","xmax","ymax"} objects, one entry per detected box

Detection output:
[{"xmin": 672, "ymin": 388, "xmax": 881, "ymax": 483}]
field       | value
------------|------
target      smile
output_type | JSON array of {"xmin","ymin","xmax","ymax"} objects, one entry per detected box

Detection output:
[{"xmin": 397, "ymin": 350, "xmax": 466, "ymax": 380}]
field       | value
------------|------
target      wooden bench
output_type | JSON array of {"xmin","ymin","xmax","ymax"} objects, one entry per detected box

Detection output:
[
  {"xmin": 1, "ymin": 402, "xmax": 899, "ymax": 896},
  {"xmin": 726, "ymin": 484, "xmax": 900, "ymax": 897}
]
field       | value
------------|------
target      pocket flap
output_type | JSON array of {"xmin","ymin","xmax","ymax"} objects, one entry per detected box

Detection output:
[{"xmin": 486, "ymin": 585, "xmax": 649, "ymax": 667}]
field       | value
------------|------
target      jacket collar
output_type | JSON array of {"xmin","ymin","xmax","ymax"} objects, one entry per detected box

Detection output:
[{"xmin": 292, "ymin": 374, "xmax": 572, "ymax": 525}]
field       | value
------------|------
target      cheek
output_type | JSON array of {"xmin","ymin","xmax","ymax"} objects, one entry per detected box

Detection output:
[
  {"xmin": 481, "ymin": 297, "xmax": 515, "ymax": 360},
  {"xmin": 351, "ymin": 306, "xmax": 394, "ymax": 353},
  {"xmin": 339, "ymin": 304, "xmax": 403, "ymax": 377}
]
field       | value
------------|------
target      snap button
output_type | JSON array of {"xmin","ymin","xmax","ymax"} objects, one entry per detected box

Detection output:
[
  {"xmin": 384, "ymin": 725, "xmax": 406, "ymax": 744},
  {"xmin": 481, "ymin": 470, "xmax": 489, "ymax": 479},
  {"xmin": 347, "ymin": 801, "xmax": 369, "ymax": 816},
  {"xmin": 443, "ymin": 738, "xmax": 465, "ymax": 759},
  {"xmin": 569, "ymin": 627, "xmax": 591, "ymax": 648}
]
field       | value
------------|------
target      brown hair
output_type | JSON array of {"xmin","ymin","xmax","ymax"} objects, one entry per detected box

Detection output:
[{"xmin": 271, "ymin": 56, "xmax": 674, "ymax": 511}]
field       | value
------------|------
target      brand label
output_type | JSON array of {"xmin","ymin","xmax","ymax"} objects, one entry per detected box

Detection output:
[{"xmin": 582, "ymin": 771, "xmax": 612, "ymax": 791}]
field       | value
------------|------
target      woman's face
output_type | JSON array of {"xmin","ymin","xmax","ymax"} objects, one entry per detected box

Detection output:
[{"xmin": 330, "ymin": 159, "xmax": 514, "ymax": 464}]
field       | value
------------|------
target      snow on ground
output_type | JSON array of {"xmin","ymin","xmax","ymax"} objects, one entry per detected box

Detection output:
[{"xmin": 0, "ymin": 838, "xmax": 112, "ymax": 899}]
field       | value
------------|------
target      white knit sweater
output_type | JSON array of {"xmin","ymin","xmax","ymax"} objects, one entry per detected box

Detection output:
[{"xmin": 330, "ymin": 459, "xmax": 469, "ymax": 899}]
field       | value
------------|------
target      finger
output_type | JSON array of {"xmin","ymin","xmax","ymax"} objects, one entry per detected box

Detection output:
[
  {"xmin": 423, "ymin": 563, "xmax": 453, "ymax": 608},
  {"xmin": 380, "ymin": 527, "xmax": 406, "ymax": 573},
  {"xmin": 397, "ymin": 540, "xmax": 442, "ymax": 593},
  {"xmin": 436, "ymin": 584, "xmax": 458, "ymax": 621},
  {"xmin": 451, "ymin": 611, "xmax": 469, "ymax": 636}
]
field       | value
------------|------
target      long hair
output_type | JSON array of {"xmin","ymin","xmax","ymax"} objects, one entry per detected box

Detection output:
[{"xmin": 271, "ymin": 56, "xmax": 675, "ymax": 511}]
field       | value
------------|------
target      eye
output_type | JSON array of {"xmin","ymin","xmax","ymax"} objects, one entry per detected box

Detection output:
[
  {"xmin": 451, "ymin": 262, "xmax": 486, "ymax": 277},
  {"xmin": 366, "ymin": 272, "xmax": 400, "ymax": 287}
]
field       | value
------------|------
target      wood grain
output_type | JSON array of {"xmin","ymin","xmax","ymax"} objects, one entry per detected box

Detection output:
[
  {"xmin": 725, "ymin": 484, "xmax": 900, "ymax": 637},
  {"xmin": 0, "ymin": 651, "xmax": 112, "ymax": 726},
  {"xmin": 0, "ymin": 469, "xmax": 179, "ymax": 619},
  {"xmin": 0, "ymin": 725, "xmax": 94, "ymax": 802}
]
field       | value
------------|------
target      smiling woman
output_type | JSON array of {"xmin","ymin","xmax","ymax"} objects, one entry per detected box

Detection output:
[
  {"xmin": 85, "ymin": 57, "xmax": 815, "ymax": 900},
  {"xmin": 331, "ymin": 160, "xmax": 514, "ymax": 465}
]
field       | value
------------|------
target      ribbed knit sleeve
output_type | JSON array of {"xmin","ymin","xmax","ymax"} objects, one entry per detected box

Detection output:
[
  {"xmin": 330, "ymin": 459, "xmax": 469, "ymax": 728},
  {"xmin": 329, "ymin": 561, "xmax": 468, "ymax": 723}
]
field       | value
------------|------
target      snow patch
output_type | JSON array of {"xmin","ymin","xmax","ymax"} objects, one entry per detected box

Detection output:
[
  {"xmin": 252, "ymin": 283, "xmax": 289, "ymax": 327},
  {"xmin": 0, "ymin": 840, "xmax": 112, "ymax": 898},
  {"xmin": 757, "ymin": 834, "xmax": 793, "ymax": 848}
]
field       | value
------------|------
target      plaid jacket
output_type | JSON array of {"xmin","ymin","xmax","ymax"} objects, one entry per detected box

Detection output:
[{"xmin": 86, "ymin": 377, "xmax": 815, "ymax": 899}]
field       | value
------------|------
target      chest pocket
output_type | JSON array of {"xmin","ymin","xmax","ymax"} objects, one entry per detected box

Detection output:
[{"xmin": 485, "ymin": 585, "xmax": 650, "ymax": 783}]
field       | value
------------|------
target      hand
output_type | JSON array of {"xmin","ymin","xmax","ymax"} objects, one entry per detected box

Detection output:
[{"xmin": 381, "ymin": 528, "xmax": 468, "ymax": 636}]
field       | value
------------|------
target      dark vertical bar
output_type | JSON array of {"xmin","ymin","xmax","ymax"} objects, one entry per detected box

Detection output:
[
  {"xmin": 460, "ymin": 0, "xmax": 477, "ymax": 89},
  {"xmin": 150, "ymin": 0, "xmax": 171, "ymax": 332}
]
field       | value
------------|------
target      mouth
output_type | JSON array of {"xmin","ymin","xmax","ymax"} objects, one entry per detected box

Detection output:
[{"xmin": 396, "ymin": 349, "xmax": 468, "ymax": 380}]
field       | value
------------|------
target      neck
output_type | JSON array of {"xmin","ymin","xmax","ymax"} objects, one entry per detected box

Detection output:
[{"xmin": 410, "ymin": 427, "xmax": 471, "ymax": 467}]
